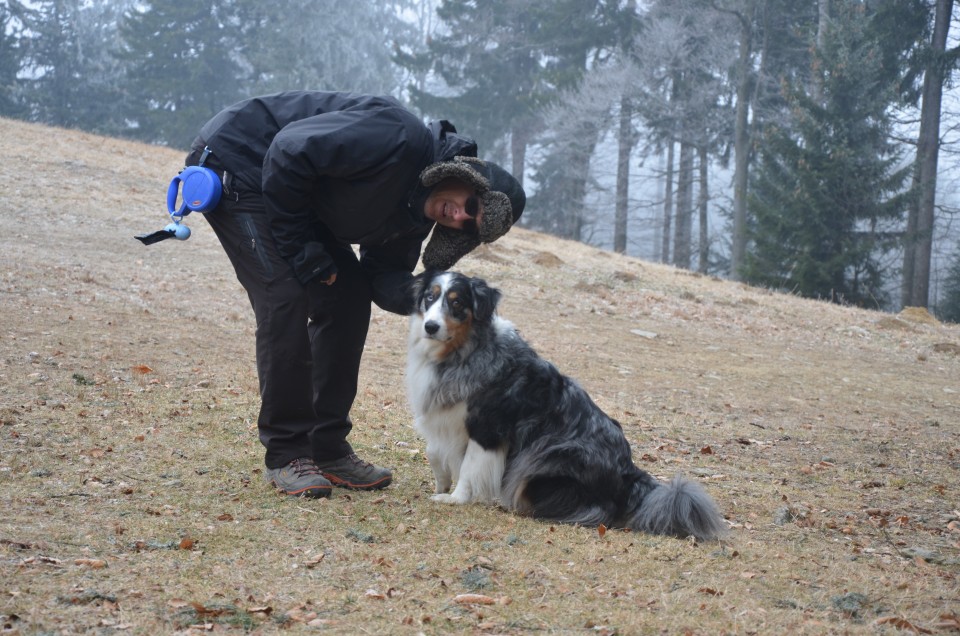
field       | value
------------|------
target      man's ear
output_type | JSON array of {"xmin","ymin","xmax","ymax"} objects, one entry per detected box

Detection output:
[{"xmin": 469, "ymin": 277, "xmax": 501, "ymax": 323}]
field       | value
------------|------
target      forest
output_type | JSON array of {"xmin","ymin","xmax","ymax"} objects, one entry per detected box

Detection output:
[{"xmin": 2, "ymin": 0, "xmax": 959, "ymax": 318}]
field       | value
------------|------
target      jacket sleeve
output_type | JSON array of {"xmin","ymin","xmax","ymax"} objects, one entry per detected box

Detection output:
[
  {"xmin": 359, "ymin": 238, "xmax": 423, "ymax": 315},
  {"xmin": 261, "ymin": 107, "xmax": 416, "ymax": 284}
]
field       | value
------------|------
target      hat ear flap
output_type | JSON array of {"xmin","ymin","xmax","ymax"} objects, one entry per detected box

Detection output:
[
  {"xmin": 469, "ymin": 277, "xmax": 501, "ymax": 323},
  {"xmin": 421, "ymin": 225, "xmax": 480, "ymax": 270},
  {"xmin": 477, "ymin": 191, "xmax": 513, "ymax": 243}
]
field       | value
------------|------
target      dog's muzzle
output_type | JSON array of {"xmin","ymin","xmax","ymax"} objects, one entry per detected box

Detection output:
[{"xmin": 424, "ymin": 320, "xmax": 441, "ymax": 336}]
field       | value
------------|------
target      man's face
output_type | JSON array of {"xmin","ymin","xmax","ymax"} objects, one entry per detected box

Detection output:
[{"xmin": 423, "ymin": 178, "xmax": 482, "ymax": 232}]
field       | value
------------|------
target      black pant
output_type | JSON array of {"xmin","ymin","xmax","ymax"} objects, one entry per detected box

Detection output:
[{"xmin": 190, "ymin": 155, "xmax": 372, "ymax": 468}]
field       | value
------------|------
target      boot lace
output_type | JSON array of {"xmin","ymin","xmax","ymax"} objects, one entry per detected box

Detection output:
[
  {"xmin": 290, "ymin": 458, "xmax": 322, "ymax": 476},
  {"xmin": 345, "ymin": 453, "xmax": 373, "ymax": 468}
]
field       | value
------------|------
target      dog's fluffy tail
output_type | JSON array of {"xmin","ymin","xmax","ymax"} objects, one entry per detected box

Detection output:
[{"xmin": 627, "ymin": 474, "xmax": 727, "ymax": 541}]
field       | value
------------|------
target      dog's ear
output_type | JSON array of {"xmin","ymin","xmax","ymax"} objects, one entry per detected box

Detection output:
[
  {"xmin": 469, "ymin": 277, "xmax": 501, "ymax": 322},
  {"xmin": 407, "ymin": 271, "xmax": 432, "ymax": 313}
]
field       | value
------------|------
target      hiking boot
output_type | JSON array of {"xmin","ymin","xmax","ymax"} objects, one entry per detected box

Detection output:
[
  {"xmin": 315, "ymin": 453, "xmax": 392, "ymax": 490},
  {"xmin": 264, "ymin": 458, "xmax": 332, "ymax": 498}
]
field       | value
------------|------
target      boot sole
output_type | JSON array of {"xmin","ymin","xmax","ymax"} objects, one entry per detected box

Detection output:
[
  {"xmin": 268, "ymin": 480, "xmax": 332, "ymax": 498},
  {"xmin": 321, "ymin": 473, "xmax": 392, "ymax": 491}
]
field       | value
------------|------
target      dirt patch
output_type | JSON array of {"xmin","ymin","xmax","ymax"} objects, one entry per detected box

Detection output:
[{"xmin": 1, "ymin": 117, "xmax": 959, "ymax": 634}]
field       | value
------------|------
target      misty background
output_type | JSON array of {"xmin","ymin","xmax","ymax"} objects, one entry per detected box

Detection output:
[{"xmin": 2, "ymin": 0, "xmax": 959, "ymax": 319}]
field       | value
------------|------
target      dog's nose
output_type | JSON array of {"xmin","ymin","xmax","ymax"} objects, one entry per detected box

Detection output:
[{"xmin": 424, "ymin": 321, "xmax": 440, "ymax": 335}]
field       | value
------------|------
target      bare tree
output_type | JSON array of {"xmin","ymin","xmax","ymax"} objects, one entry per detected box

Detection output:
[
  {"xmin": 635, "ymin": 0, "xmax": 734, "ymax": 271},
  {"xmin": 902, "ymin": 0, "xmax": 957, "ymax": 308}
]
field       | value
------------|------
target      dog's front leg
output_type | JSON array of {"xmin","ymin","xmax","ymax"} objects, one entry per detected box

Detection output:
[
  {"xmin": 432, "ymin": 440, "xmax": 505, "ymax": 505},
  {"xmin": 426, "ymin": 444, "xmax": 453, "ymax": 494}
]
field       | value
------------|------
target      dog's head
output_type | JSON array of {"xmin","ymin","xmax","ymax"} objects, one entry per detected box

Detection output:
[{"xmin": 409, "ymin": 271, "xmax": 501, "ymax": 353}]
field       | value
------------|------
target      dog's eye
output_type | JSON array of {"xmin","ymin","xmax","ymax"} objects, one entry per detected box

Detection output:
[
  {"xmin": 424, "ymin": 291, "xmax": 435, "ymax": 302},
  {"xmin": 450, "ymin": 299, "xmax": 463, "ymax": 310}
]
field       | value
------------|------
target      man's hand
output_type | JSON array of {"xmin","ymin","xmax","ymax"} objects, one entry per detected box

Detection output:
[{"xmin": 319, "ymin": 272, "xmax": 337, "ymax": 286}]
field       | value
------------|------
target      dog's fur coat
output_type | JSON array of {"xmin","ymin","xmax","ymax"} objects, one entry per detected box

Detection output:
[{"xmin": 406, "ymin": 271, "xmax": 727, "ymax": 541}]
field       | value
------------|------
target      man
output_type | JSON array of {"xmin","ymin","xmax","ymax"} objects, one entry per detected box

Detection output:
[{"xmin": 184, "ymin": 91, "xmax": 525, "ymax": 498}]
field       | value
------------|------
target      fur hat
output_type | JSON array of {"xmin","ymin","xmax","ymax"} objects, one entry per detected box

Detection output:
[{"xmin": 420, "ymin": 157, "xmax": 525, "ymax": 270}]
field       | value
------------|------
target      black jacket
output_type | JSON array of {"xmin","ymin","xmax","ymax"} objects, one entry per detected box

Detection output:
[{"xmin": 197, "ymin": 91, "xmax": 477, "ymax": 313}]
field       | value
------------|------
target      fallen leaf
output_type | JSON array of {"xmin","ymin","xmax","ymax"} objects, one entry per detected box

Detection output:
[
  {"xmin": 698, "ymin": 587, "xmax": 723, "ymax": 596},
  {"xmin": 874, "ymin": 616, "xmax": 933, "ymax": 633},
  {"xmin": 131, "ymin": 365, "xmax": 153, "ymax": 375},
  {"xmin": 935, "ymin": 613, "xmax": 960, "ymax": 630},
  {"xmin": 365, "ymin": 589, "xmax": 386, "ymax": 600},
  {"xmin": 304, "ymin": 553, "xmax": 325, "ymax": 568},
  {"xmin": 700, "ymin": 446, "xmax": 714, "ymax": 455},
  {"xmin": 454, "ymin": 593, "xmax": 496, "ymax": 605},
  {"xmin": 285, "ymin": 607, "xmax": 318, "ymax": 623},
  {"xmin": 75, "ymin": 558, "xmax": 107, "ymax": 569},
  {"xmin": 216, "ymin": 513, "xmax": 233, "ymax": 522},
  {"xmin": 598, "ymin": 524, "xmax": 607, "ymax": 538},
  {"xmin": 178, "ymin": 537, "xmax": 195, "ymax": 550}
]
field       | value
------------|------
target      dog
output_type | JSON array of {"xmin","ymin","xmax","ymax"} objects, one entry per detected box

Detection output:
[{"xmin": 406, "ymin": 271, "xmax": 727, "ymax": 541}]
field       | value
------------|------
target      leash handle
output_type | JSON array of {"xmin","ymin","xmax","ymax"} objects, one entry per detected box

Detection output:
[{"xmin": 166, "ymin": 165, "xmax": 223, "ymax": 219}]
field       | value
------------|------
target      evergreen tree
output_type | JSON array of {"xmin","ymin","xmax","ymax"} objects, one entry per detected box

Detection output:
[
  {"xmin": 744, "ymin": 2, "xmax": 910, "ymax": 307},
  {"xmin": 10, "ymin": 0, "xmax": 84, "ymax": 126},
  {"xmin": 0, "ymin": 2, "xmax": 25, "ymax": 118},
  {"xmin": 2, "ymin": 0, "xmax": 132, "ymax": 132},
  {"xmin": 243, "ymin": 0, "xmax": 414, "ymax": 97},
  {"xmin": 399, "ymin": 0, "xmax": 546, "ymax": 163},
  {"xmin": 116, "ymin": 0, "xmax": 245, "ymax": 147}
]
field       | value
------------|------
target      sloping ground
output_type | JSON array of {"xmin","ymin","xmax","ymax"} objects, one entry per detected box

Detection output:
[{"xmin": 1, "ymin": 117, "xmax": 958, "ymax": 634}]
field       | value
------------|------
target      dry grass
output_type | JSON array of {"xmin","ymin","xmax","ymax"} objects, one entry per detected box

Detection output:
[{"xmin": 1, "ymin": 117, "xmax": 959, "ymax": 635}]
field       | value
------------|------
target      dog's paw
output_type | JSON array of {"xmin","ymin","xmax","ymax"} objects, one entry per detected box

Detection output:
[{"xmin": 430, "ymin": 493, "xmax": 463, "ymax": 504}]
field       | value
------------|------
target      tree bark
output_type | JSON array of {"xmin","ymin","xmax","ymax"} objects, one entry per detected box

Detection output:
[
  {"xmin": 729, "ymin": 5, "xmax": 753, "ymax": 281},
  {"xmin": 510, "ymin": 125, "xmax": 527, "ymax": 190},
  {"xmin": 903, "ymin": 0, "xmax": 953, "ymax": 308},
  {"xmin": 614, "ymin": 95, "xmax": 634, "ymax": 254},
  {"xmin": 698, "ymin": 144, "xmax": 710, "ymax": 274},
  {"xmin": 811, "ymin": 0, "xmax": 830, "ymax": 103},
  {"xmin": 674, "ymin": 140, "xmax": 694, "ymax": 269},
  {"xmin": 661, "ymin": 139, "xmax": 675, "ymax": 264}
]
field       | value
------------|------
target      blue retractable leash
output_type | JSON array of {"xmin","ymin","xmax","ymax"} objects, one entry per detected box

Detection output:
[{"xmin": 135, "ymin": 147, "xmax": 222, "ymax": 245}]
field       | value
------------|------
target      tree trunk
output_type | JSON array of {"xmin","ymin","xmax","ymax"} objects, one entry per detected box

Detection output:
[
  {"xmin": 673, "ymin": 140, "xmax": 694, "ymax": 269},
  {"xmin": 698, "ymin": 145, "xmax": 709, "ymax": 274},
  {"xmin": 730, "ymin": 6, "xmax": 753, "ymax": 281},
  {"xmin": 661, "ymin": 140, "xmax": 675, "ymax": 264},
  {"xmin": 563, "ymin": 119, "xmax": 599, "ymax": 242},
  {"xmin": 614, "ymin": 95, "xmax": 633, "ymax": 254},
  {"xmin": 903, "ymin": 0, "xmax": 953, "ymax": 308},
  {"xmin": 811, "ymin": 0, "xmax": 830, "ymax": 103},
  {"xmin": 510, "ymin": 124, "xmax": 527, "ymax": 189}
]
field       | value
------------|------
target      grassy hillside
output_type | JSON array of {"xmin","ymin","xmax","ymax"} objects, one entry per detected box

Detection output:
[{"xmin": 1, "ymin": 116, "xmax": 959, "ymax": 634}]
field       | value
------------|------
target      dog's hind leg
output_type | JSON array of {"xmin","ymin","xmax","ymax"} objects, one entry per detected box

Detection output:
[{"xmin": 432, "ymin": 440, "xmax": 505, "ymax": 505}]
